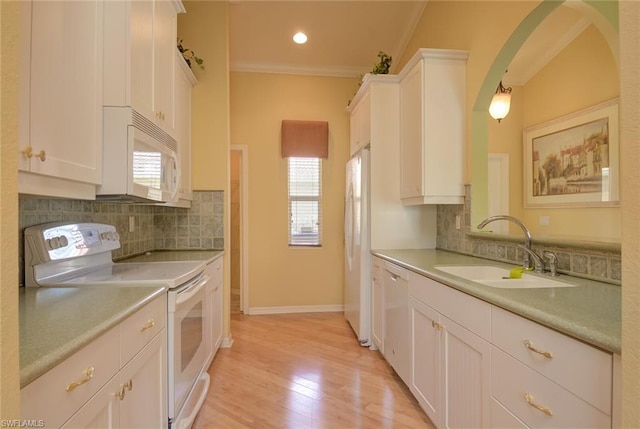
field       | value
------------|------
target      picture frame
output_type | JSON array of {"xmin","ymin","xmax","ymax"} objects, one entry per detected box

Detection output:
[{"xmin": 523, "ymin": 98, "xmax": 619, "ymax": 208}]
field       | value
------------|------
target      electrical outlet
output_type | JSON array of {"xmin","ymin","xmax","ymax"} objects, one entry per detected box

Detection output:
[
  {"xmin": 539, "ymin": 216, "xmax": 550, "ymax": 226},
  {"xmin": 129, "ymin": 216, "xmax": 135, "ymax": 232},
  {"xmin": 455, "ymin": 215, "xmax": 461, "ymax": 230}
]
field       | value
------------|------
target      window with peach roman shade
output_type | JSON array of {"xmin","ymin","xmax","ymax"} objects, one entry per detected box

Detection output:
[
  {"xmin": 281, "ymin": 120, "xmax": 329, "ymax": 158},
  {"xmin": 281, "ymin": 120, "xmax": 328, "ymax": 246}
]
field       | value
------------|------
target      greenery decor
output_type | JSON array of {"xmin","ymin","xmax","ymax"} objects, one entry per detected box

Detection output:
[
  {"xmin": 347, "ymin": 51, "xmax": 393, "ymax": 106},
  {"xmin": 371, "ymin": 51, "xmax": 392, "ymax": 74},
  {"xmin": 177, "ymin": 38, "xmax": 205, "ymax": 70}
]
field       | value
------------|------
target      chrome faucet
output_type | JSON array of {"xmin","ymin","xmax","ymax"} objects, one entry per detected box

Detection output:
[
  {"xmin": 477, "ymin": 215, "xmax": 535, "ymax": 270},
  {"xmin": 518, "ymin": 245, "xmax": 544, "ymax": 273}
]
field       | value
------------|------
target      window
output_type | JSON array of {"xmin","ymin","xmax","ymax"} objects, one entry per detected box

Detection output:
[{"xmin": 288, "ymin": 157, "xmax": 322, "ymax": 246}]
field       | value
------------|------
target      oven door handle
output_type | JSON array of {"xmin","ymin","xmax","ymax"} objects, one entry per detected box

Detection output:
[{"xmin": 176, "ymin": 274, "xmax": 211, "ymax": 305}]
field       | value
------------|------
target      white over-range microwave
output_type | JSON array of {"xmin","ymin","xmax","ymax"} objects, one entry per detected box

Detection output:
[{"xmin": 98, "ymin": 106, "xmax": 179, "ymax": 203}]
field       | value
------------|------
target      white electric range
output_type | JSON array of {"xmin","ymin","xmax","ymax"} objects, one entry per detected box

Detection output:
[{"xmin": 24, "ymin": 222, "xmax": 212, "ymax": 429}]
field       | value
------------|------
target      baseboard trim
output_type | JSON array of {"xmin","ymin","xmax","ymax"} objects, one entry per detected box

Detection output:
[
  {"xmin": 247, "ymin": 304, "xmax": 344, "ymax": 315},
  {"xmin": 220, "ymin": 335, "xmax": 234, "ymax": 348}
]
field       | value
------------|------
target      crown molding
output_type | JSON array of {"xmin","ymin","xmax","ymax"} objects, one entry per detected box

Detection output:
[{"xmin": 230, "ymin": 61, "xmax": 368, "ymax": 78}]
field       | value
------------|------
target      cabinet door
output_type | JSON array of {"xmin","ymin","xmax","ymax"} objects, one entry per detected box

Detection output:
[
  {"xmin": 442, "ymin": 316, "xmax": 491, "ymax": 429},
  {"xmin": 410, "ymin": 297, "xmax": 442, "ymax": 427},
  {"xmin": 153, "ymin": 0, "xmax": 178, "ymax": 134},
  {"xmin": 22, "ymin": 0, "xmax": 103, "ymax": 185},
  {"xmin": 349, "ymin": 91, "xmax": 371, "ymax": 156},
  {"xmin": 383, "ymin": 264, "xmax": 410, "ymax": 384},
  {"xmin": 399, "ymin": 62, "xmax": 423, "ymax": 199},
  {"xmin": 119, "ymin": 333, "xmax": 167, "ymax": 429},
  {"xmin": 130, "ymin": 0, "xmax": 155, "ymax": 121},
  {"xmin": 173, "ymin": 53, "xmax": 195, "ymax": 204},
  {"xmin": 371, "ymin": 261, "xmax": 384, "ymax": 352},
  {"xmin": 61, "ymin": 380, "xmax": 119, "ymax": 429},
  {"xmin": 211, "ymin": 259, "xmax": 224, "ymax": 355}
]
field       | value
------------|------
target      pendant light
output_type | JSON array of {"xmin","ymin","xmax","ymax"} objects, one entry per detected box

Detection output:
[{"xmin": 489, "ymin": 79, "xmax": 512, "ymax": 123}]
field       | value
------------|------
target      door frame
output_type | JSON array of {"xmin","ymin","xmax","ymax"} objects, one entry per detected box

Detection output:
[{"xmin": 230, "ymin": 145, "xmax": 249, "ymax": 314}]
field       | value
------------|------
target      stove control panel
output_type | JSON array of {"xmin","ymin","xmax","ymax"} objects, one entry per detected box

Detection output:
[{"xmin": 25, "ymin": 222, "xmax": 121, "ymax": 265}]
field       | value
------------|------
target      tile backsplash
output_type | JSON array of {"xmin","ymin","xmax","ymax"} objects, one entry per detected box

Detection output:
[
  {"xmin": 19, "ymin": 191, "xmax": 224, "ymax": 286},
  {"xmin": 436, "ymin": 185, "xmax": 621, "ymax": 285}
]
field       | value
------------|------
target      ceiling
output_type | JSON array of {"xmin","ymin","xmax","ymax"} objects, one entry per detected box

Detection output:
[
  {"xmin": 228, "ymin": 1, "xmax": 592, "ymax": 83},
  {"xmin": 229, "ymin": 0, "xmax": 427, "ymax": 77}
]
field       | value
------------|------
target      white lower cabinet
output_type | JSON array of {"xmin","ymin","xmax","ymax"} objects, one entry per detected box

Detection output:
[
  {"xmin": 62, "ymin": 334, "xmax": 166, "ymax": 429},
  {"xmin": 383, "ymin": 261, "xmax": 410, "ymax": 384},
  {"xmin": 491, "ymin": 306, "xmax": 613, "ymax": 428},
  {"xmin": 370, "ymin": 256, "xmax": 385, "ymax": 352},
  {"xmin": 205, "ymin": 256, "xmax": 224, "ymax": 369},
  {"xmin": 409, "ymin": 275, "xmax": 491, "ymax": 429},
  {"xmin": 375, "ymin": 259, "xmax": 617, "ymax": 429},
  {"xmin": 21, "ymin": 294, "xmax": 167, "ymax": 429}
]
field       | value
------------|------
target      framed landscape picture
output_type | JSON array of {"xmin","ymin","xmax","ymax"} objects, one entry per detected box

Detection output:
[{"xmin": 523, "ymin": 98, "xmax": 619, "ymax": 208}]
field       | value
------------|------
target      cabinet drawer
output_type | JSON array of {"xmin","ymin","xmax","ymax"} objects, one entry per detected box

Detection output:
[
  {"xmin": 492, "ymin": 306, "xmax": 612, "ymax": 413},
  {"xmin": 409, "ymin": 274, "xmax": 491, "ymax": 340},
  {"xmin": 21, "ymin": 326, "xmax": 120, "ymax": 428},
  {"xmin": 120, "ymin": 295, "xmax": 166, "ymax": 366},
  {"xmin": 491, "ymin": 397, "xmax": 528, "ymax": 429},
  {"xmin": 491, "ymin": 347, "xmax": 611, "ymax": 428}
]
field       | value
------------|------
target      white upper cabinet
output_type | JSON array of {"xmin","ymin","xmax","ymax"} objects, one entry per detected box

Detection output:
[
  {"xmin": 163, "ymin": 51, "xmax": 197, "ymax": 207},
  {"xmin": 19, "ymin": 0, "xmax": 104, "ymax": 199},
  {"xmin": 399, "ymin": 49, "xmax": 469, "ymax": 205},
  {"xmin": 349, "ymin": 91, "xmax": 371, "ymax": 156},
  {"xmin": 104, "ymin": 0, "xmax": 185, "ymax": 138}
]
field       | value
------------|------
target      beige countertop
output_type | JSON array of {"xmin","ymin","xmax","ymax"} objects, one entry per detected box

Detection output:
[
  {"xmin": 20, "ymin": 251, "xmax": 223, "ymax": 389},
  {"xmin": 119, "ymin": 249, "xmax": 224, "ymax": 264},
  {"xmin": 373, "ymin": 249, "xmax": 621, "ymax": 354},
  {"xmin": 19, "ymin": 286, "xmax": 165, "ymax": 388}
]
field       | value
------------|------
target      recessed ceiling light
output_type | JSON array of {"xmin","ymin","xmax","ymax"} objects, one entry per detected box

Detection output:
[{"xmin": 293, "ymin": 32, "xmax": 308, "ymax": 45}]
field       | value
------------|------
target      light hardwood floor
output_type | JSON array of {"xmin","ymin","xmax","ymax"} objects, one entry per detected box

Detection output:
[{"xmin": 193, "ymin": 312, "xmax": 435, "ymax": 429}]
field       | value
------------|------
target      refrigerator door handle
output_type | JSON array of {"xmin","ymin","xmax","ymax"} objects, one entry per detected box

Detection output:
[{"xmin": 345, "ymin": 183, "xmax": 355, "ymax": 271}]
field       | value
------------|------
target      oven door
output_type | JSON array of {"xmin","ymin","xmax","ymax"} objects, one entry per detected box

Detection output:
[{"xmin": 168, "ymin": 272, "xmax": 211, "ymax": 423}]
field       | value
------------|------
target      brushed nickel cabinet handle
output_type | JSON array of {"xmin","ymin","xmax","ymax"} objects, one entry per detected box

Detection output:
[
  {"xmin": 140, "ymin": 319, "xmax": 155, "ymax": 332},
  {"xmin": 524, "ymin": 392, "xmax": 553, "ymax": 416},
  {"xmin": 524, "ymin": 339, "xmax": 553, "ymax": 359},
  {"xmin": 66, "ymin": 366, "xmax": 95, "ymax": 392}
]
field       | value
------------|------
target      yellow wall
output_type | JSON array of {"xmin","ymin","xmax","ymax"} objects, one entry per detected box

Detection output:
[
  {"xmin": 519, "ymin": 24, "xmax": 620, "ymax": 240},
  {"xmin": 230, "ymin": 72, "xmax": 356, "ymax": 309},
  {"xmin": 0, "ymin": 0, "xmax": 21, "ymax": 420},
  {"xmin": 178, "ymin": 1, "xmax": 232, "ymax": 336},
  {"xmin": 484, "ymin": 24, "xmax": 620, "ymax": 240}
]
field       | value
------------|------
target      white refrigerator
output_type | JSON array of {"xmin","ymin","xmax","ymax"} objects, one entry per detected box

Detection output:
[{"xmin": 344, "ymin": 148, "xmax": 371, "ymax": 347}]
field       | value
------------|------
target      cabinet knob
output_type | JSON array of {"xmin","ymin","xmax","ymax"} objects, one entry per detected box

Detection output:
[
  {"xmin": 524, "ymin": 392, "xmax": 553, "ymax": 416},
  {"xmin": 66, "ymin": 366, "xmax": 95, "ymax": 392},
  {"xmin": 524, "ymin": 339, "xmax": 553, "ymax": 359},
  {"xmin": 117, "ymin": 380, "xmax": 133, "ymax": 401},
  {"xmin": 140, "ymin": 319, "xmax": 155, "ymax": 332},
  {"xmin": 22, "ymin": 146, "xmax": 46, "ymax": 161}
]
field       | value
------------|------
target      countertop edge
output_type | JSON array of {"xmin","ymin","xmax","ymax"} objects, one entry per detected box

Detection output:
[{"xmin": 372, "ymin": 249, "xmax": 621, "ymax": 354}]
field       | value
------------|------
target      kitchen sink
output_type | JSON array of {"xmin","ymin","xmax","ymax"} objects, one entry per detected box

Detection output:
[{"xmin": 434, "ymin": 265, "xmax": 576, "ymax": 289}]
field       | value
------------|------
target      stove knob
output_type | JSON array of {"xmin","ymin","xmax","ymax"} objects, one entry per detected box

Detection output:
[
  {"xmin": 100, "ymin": 231, "xmax": 110, "ymax": 241},
  {"xmin": 45, "ymin": 238, "xmax": 54, "ymax": 250},
  {"xmin": 49, "ymin": 237, "xmax": 60, "ymax": 249},
  {"xmin": 112, "ymin": 232, "xmax": 120, "ymax": 241},
  {"xmin": 58, "ymin": 235, "xmax": 69, "ymax": 247}
]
